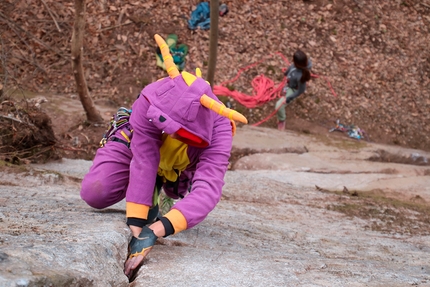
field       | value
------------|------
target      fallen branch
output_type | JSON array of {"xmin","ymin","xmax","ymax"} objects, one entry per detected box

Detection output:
[
  {"xmin": 0, "ymin": 115, "xmax": 26, "ymax": 124},
  {"xmin": 1, "ymin": 100, "xmax": 16, "ymax": 106},
  {"xmin": 41, "ymin": 0, "xmax": 62, "ymax": 32},
  {"xmin": 420, "ymin": 2, "xmax": 430, "ymax": 8},
  {"xmin": 25, "ymin": 145, "xmax": 56, "ymax": 160},
  {"xmin": 80, "ymin": 132, "xmax": 90, "ymax": 143},
  {"xmin": 0, "ymin": 144, "xmax": 45, "ymax": 156},
  {"xmin": 28, "ymin": 19, "xmax": 72, "ymax": 23},
  {"xmin": 97, "ymin": 21, "xmax": 133, "ymax": 32},
  {"xmin": 127, "ymin": 40, "xmax": 139, "ymax": 55}
]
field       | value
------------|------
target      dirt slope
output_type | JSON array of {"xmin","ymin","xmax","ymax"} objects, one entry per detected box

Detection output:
[{"xmin": 1, "ymin": 0, "xmax": 429, "ymax": 154}]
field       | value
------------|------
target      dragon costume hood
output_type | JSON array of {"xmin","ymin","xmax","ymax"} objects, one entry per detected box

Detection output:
[
  {"xmin": 140, "ymin": 34, "xmax": 247, "ymax": 148},
  {"xmin": 142, "ymin": 75, "xmax": 217, "ymax": 148}
]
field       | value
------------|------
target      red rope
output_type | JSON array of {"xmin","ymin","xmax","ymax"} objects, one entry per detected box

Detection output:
[
  {"xmin": 251, "ymin": 107, "xmax": 281, "ymax": 127},
  {"xmin": 213, "ymin": 75, "xmax": 287, "ymax": 109},
  {"xmin": 213, "ymin": 52, "xmax": 337, "ymax": 126},
  {"xmin": 213, "ymin": 52, "xmax": 289, "ymax": 109}
]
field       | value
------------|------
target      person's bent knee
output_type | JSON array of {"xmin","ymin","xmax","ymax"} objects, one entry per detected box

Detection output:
[{"xmin": 80, "ymin": 180, "xmax": 111, "ymax": 209}]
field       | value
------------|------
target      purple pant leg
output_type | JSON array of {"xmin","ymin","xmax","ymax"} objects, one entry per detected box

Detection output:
[{"xmin": 81, "ymin": 141, "xmax": 132, "ymax": 209}]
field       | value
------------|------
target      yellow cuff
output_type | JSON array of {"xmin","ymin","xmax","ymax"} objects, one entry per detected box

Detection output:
[
  {"xmin": 126, "ymin": 202, "xmax": 150, "ymax": 219},
  {"xmin": 164, "ymin": 209, "xmax": 187, "ymax": 234}
]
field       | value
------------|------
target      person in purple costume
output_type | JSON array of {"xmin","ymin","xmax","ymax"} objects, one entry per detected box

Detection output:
[{"xmin": 80, "ymin": 34, "xmax": 248, "ymax": 281}]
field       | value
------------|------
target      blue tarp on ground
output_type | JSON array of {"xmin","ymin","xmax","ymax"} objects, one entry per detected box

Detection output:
[{"xmin": 188, "ymin": 2, "xmax": 211, "ymax": 30}]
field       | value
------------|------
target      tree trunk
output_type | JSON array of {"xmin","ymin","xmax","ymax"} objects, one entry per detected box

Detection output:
[
  {"xmin": 207, "ymin": 0, "xmax": 219, "ymax": 88},
  {"xmin": 71, "ymin": 0, "xmax": 103, "ymax": 123}
]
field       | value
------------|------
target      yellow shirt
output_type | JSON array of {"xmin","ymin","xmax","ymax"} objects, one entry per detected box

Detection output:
[{"xmin": 157, "ymin": 134, "xmax": 190, "ymax": 182}]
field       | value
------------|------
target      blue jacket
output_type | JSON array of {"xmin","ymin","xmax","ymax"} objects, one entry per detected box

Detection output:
[{"xmin": 188, "ymin": 2, "xmax": 211, "ymax": 30}]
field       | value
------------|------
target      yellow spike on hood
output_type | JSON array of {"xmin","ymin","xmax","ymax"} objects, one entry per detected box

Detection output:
[
  {"xmin": 181, "ymin": 71, "xmax": 197, "ymax": 87},
  {"xmin": 200, "ymin": 94, "xmax": 248, "ymax": 124},
  {"xmin": 154, "ymin": 34, "xmax": 180, "ymax": 79}
]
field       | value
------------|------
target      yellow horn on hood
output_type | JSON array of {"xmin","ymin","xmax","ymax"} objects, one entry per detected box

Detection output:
[
  {"xmin": 154, "ymin": 34, "xmax": 180, "ymax": 78},
  {"xmin": 200, "ymin": 95, "xmax": 248, "ymax": 124}
]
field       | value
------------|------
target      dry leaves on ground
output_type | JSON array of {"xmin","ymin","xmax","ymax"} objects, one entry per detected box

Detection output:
[{"xmin": 0, "ymin": 0, "xmax": 429, "ymax": 152}]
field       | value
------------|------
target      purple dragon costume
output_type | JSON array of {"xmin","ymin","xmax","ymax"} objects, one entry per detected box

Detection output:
[{"xmin": 80, "ymin": 35, "xmax": 247, "ymax": 258}]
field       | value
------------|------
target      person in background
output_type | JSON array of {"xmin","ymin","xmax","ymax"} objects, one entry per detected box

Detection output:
[
  {"xmin": 275, "ymin": 50, "xmax": 312, "ymax": 131},
  {"xmin": 80, "ymin": 34, "xmax": 247, "ymax": 281}
]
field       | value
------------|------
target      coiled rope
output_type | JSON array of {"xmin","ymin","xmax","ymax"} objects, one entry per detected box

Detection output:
[{"xmin": 213, "ymin": 52, "xmax": 337, "ymax": 126}]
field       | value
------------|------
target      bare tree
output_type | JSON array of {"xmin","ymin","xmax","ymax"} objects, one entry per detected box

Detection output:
[
  {"xmin": 207, "ymin": 0, "xmax": 219, "ymax": 88},
  {"xmin": 71, "ymin": 0, "xmax": 103, "ymax": 123}
]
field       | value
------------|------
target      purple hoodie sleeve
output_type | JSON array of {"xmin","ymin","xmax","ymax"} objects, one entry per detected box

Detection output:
[
  {"xmin": 171, "ymin": 116, "xmax": 233, "ymax": 229},
  {"xmin": 127, "ymin": 97, "xmax": 163, "ymax": 208}
]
